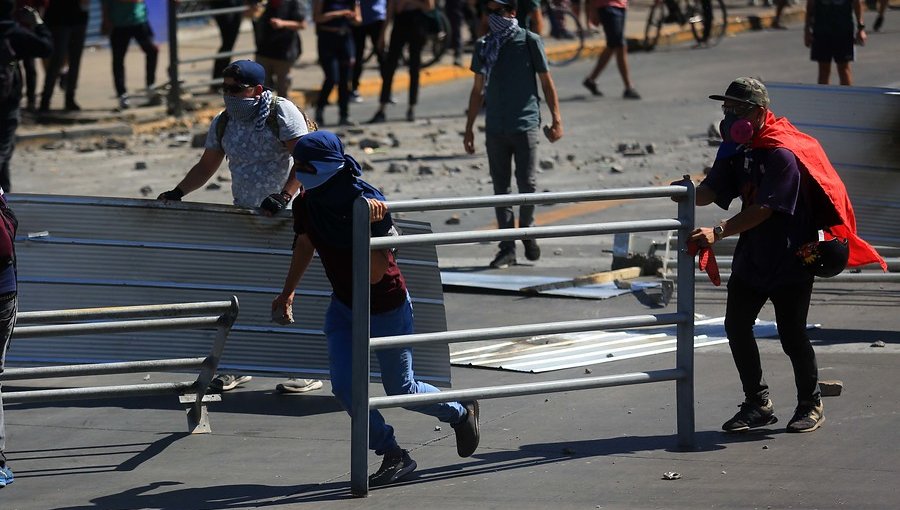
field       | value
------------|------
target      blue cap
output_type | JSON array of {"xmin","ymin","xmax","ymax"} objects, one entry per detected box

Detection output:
[
  {"xmin": 223, "ymin": 60, "xmax": 266, "ymax": 87},
  {"xmin": 293, "ymin": 131, "xmax": 350, "ymax": 190}
]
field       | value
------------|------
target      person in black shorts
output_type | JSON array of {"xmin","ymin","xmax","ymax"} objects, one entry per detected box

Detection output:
[
  {"xmin": 804, "ymin": 0, "xmax": 866, "ymax": 86},
  {"xmin": 581, "ymin": 0, "xmax": 639, "ymax": 99}
]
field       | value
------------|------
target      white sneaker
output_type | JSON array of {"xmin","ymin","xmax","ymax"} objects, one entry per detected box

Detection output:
[{"xmin": 275, "ymin": 378, "xmax": 324, "ymax": 394}]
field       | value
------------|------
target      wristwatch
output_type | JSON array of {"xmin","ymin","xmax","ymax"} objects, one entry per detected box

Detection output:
[
  {"xmin": 857, "ymin": 22, "xmax": 866, "ymax": 30},
  {"xmin": 713, "ymin": 225, "xmax": 725, "ymax": 241}
]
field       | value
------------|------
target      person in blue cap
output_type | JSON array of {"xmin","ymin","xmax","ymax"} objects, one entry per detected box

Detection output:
[{"xmin": 271, "ymin": 130, "xmax": 481, "ymax": 487}]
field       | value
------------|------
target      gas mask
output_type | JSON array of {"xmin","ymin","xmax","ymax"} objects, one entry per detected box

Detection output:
[{"xmin": 719, "ymin": 113, "xmax": 755, "ymax": 144}]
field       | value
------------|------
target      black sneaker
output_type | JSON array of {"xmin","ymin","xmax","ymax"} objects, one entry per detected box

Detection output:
[
  {"xmin": 722, "ymin": 399, "xmax": 778, "ymax": 432},
  {"xmin": 369, "ymin": 449, "xmax": 417, "ymax": 487},
  {"xmin": 489, "ymin": 249, "xmax": 516, "ymax": 269},
  {"xmin": 368, "ymin": 111, "xmax": 386, "ymax": 124},
  {"xmin": 582, "ymin": 79, "xmax": 603, "ymax": 97},
  {"xmin": 786, "ymin": 401, "xmax": 824, "ymax": 433},
  {"xmin": 523, "ymin": 239, "xmax": 541, "ymax": 261},
  {"xmin": 623, "ymin": 88, "xmax": 642, "ymax": 100},
  {"xmin": 451, "ymin": 401, "xmax": 480, "ymax": 457}
]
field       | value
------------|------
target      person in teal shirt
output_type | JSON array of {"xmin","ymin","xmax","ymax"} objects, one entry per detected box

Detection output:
[{"xmin": 101, "ymin": 0, "xmax": 160, "ymax": 109}]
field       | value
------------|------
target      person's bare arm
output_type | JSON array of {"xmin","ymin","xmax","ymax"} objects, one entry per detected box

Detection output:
[
  {"xmin": 804, "ymin": 0, "xmax": 815, "ymax": 47},
  {"xmin": 272, "ymin": 233, "xmax": 316, "ymax": 323},
  {"xmin": 852, "ymin": 0, "xmax": 866, "ymax": 45},
  {"xmin": 463, "ymin": 74, "xmax": 485, "ymax": 154},
  {"xmin": 538, "ymin": 72, "xmax": 563, "ymax": 142},
  {"xmin": 690, "ymin": 204, "xmax": 773, "ymax": 247},
  {"xmin": 158, "ymin": 148, "xmax": 225, "ymax": 200},
  {"xmin": 530, "ymin": 7, "xmax": 544, "ymax": 34}
]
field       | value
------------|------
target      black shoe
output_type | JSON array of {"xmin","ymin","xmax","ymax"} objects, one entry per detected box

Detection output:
[
  {"xmin": 523, "ymin": 239, "xmax": 541, "ymax": 261},
  {"xmin": 722, "ymin": 399, "xmax": 778, "ymax": 432},
  {"xmin": 451, "ymin": 401, "xmax": 480, "ymax": 457},
  {"xmin": 338, "ymin": 116, "xmax": 357, "ymax": 126},
  {"xmin": 64, "ymin": 100, "xmax": 81, "ymax": 112},
  {"xmin": 489, "ymin": 249, "xmax": 516, "ymax": 269},
  {"xmin": 369, "ymin": 449, "xmax": 417, "ymax": 487},
  {"xmin": 786, "ymin": 401, "xmax": 824, "ymax": 433},
  {"xmin": 406, "ymin": 108, "xmax": 415, "ymax": 122},
  {"xmin": 350, "ymin": 90, "xmax": 363, "ymax": 103},
  {"xmin": 874, "ymin": 14, "xmax": 884, "ymax": 32},
  {"xmin": 315, "ymin": 107, "xmax": 325, "ymax": 126},
  {"xmin": 582, "ymin": 79, "xmax": 603, "ymax": 97},
  {"xmin": 623, "ymin": 88, "xmax": 642, "ymax": 100},
  {"xmin": 368, "ymin": 111, "xmax": 386, "ymax": 124}
]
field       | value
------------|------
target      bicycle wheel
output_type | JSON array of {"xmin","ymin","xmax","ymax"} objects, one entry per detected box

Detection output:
[
  {"xmin": 401, "ymin": 11, "xmax": 450, "ymax": 68},
  {"xmin": 644, "ymin": 0, "xmax": 666, "ymax": 51},
  {"xmin": 542, "ymin": 7, "xmax": 584, "ymax": 66},
  {"xmin": 687, "ymin": 0, "xmax": 727, "ymax": 46}
]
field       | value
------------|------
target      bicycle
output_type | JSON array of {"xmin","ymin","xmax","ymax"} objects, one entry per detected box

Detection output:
[
  {"xmin": 361, "ymin": 7, "xmax": 451, "ymax": 69},
  {"xmin": 644, "ymin": 0, "xmax": 728, "ymax": 50},
  {"xmin": 539, "ymin": 0, "xmax": 585, "ymax": 66}
]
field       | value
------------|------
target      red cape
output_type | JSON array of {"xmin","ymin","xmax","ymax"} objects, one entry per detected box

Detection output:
[{"xmin": 749, "ymin": 111, "xmax": 886, "ymax": 270}]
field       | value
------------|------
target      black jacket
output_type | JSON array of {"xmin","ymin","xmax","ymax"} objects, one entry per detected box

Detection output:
[{"xmin": 0, "ymin": 19, "xmax": 53, "ymax": 114}]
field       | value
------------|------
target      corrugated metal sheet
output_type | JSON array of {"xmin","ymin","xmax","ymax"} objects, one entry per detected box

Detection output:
[
  {"xmin": 450, "ymin": 317, "xmax": 800, "ymax": 373},
  {"xmin": 8, "ymin": 195, "xmax": 452, "ymax": 386},
  {"xmin": 766, "ymin": 83, "xmax": 900, "ymax": 247}
]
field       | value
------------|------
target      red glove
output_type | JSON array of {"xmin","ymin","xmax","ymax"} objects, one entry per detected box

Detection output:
[{"xmin": 687, "ymin": 240, "xmax": 721, "ymax": 286}]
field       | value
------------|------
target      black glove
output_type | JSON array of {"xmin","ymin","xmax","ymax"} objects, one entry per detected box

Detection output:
[
  {"xmin": 158, "ymin": 187, "xmax": 185, "ymax": 201},
  {"xmin": 259, "ymin": 192, "xmax": 291, "ymax": 215}
]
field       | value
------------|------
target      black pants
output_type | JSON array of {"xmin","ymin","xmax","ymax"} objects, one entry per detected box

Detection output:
[
  {"xmin": 212, "ymin": 12, "xmax": 243, "ymax": 81},
  {"xmin": 41, "ymin": 22, "xmax": 88, "ymax": 107},
  {"xmin": 351, "ymin": 20, "xmax": 384, "ymax": 91},
  {"xmin": 0, "ymin": 112, "xmax": 18, "ymax": 192},
  {"xmin": 317, "ymin": 30, "xmax": 355, "ymax": 118},
  {"xmin": 725, "ymin": 275, "xmax": 820, "ymax": 406},
  {"xmin": 110, "ymin": 23, "xmax": 159, "ymax": 97},
  {"xmin": 445, "ymin": 0, "xmax": 464, "ymax": 57},
  {"xmin": 379, "ymin": 11, "xmax": 426, "ymax": 106}
]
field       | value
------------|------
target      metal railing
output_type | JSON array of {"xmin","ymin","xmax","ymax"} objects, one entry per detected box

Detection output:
[
  {"xmin": 3, "ymin": 297, "xmax": 240, "ymax": 433},
  {"xmin": 166, "ymin": 0, "xmax": 255, "ymax": 116},
  {"xmin": 348, "ymin": 182, "xmax": 697, "ymax": 496}
]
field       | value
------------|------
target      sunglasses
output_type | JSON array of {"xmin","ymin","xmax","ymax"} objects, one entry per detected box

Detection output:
[
  {"xmin": 721, "ymin": 104, "xmax": 756, "ymax": 116},
  {"xmin": 222, "ymin": 82, "xmax": 253, "ymax": 94}
]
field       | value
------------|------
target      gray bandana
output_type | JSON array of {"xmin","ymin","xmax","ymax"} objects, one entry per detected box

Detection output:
[{"xmin": 223, "ymin": 89, "xmax": 273, "ymax": 131}]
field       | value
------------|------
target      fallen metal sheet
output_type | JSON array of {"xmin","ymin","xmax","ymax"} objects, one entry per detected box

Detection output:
[
  {"xmin": 450, "ymin": 316, "xmax": 818, "ymax": 373},
  {"xmin": 440, "ymin": 271, "xmax": 658, "ymax": 300}
]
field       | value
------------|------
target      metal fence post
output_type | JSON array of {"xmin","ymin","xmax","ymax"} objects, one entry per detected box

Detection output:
[
  {"xmin": 675, "ymin": 176, "xmax": 696, "ymax": 448},
  {"xmin": 350, "ymin": 197, "xmax": 372, "ymax": 497},
  {"xmin": 166, "ymin": 0, "xmax": 183, "ymax": 117}
]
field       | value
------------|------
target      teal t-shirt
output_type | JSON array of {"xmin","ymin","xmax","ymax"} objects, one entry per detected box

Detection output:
[
  {"xmin": 471, "ymin": 29, "xmax": 549, "ymax": 135},
  {"xmin": 103, "ymin": 0, "xmax": 149, "ymax": 27}
]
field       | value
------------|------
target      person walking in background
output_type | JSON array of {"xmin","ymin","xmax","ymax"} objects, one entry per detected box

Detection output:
[
  {"xmin": 1, "ymin": 0, "xmax": 52, "ymax": 193},
  {"xmin": 582, "ymin": 0, "xmax": 640, "ymax": 99},
  {"xmin": 38, "ymin": 0, "xmax": 88, "ymax": 112},
  {"xmin": 350, "ymin": 0, "xmax": 386, "ymax": 100},
  {"xmin": 872, "ymin": 0, "xmax": 887, "ymax": 31},
  {"xmin": 157, "ymin": 60, "xmax": 321, "ymax": 394},
  {"xmin": 687, "ymin": 77, "xmax": 884, "ymax": 434},
  {"xmin": 252, "ymin": 0, "xmax": 307, "ymax": 97},
  {"xmin": 272, "ymin": 130, "xmax": 480, "ymax": 487},
  {"xmin": 313, "ymin": 0, "xmax": 359, "ymax": 126},
  {"xmin": 463, "ymin": 0, "xmax": 563, "ymax": 269},
  {"xmin": 368, "ymin": 0, "xmax": 432, "ymax": 123},
  {"xmin": 101, "ymin": 0, "xmax": 161, "ymax": 110},
  {"xmin": 210, "ymin": 0, "xmax": 245, "ymax": 92},
  {"xmin": 13, "ymin": 0, "xmax": 45, "ymax": 112},
  {"xmin": 804, "ymin": 0, "xmax": 865, "ymax": 86}
]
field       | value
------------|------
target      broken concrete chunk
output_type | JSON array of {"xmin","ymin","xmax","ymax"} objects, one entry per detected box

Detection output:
[
  {"xmin": 205, "ymin": 182, "xmax": 221, "ymax": 190},
  {"xmin": 819, "ymin": 380, "xmax": 843, "ymax": 397},
  {"xmin": 539, "ymin": 158, "xmax": 555, "ymax": 170},
  {"xmin": 134, "ymin": 161, "xmax": 147, "ymax": 170},
  {"xmin": 445, "ymin": 215, "xmax": 461, "ymax": 225},
  {"xmin": 870, "ymin": 340, "xmax": 886, "ymax": 348},
  {"xmin": 139, "ymin": 185, "xmax": 153, "ymax": 196}
]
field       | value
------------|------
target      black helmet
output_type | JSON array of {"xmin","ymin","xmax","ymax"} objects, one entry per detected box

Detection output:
[{"xmin": 796, "ymin": 237, "xmax": 849, "ymax": 278}]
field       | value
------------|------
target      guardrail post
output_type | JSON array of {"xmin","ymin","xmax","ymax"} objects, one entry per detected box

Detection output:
[
  {"xmin": 182, "ymin": 295, "xmax": 240, "ymax": 433},
  {"xmin": 167, "ymin": 0, "xmax": 183, "ymax": 117},
  {"xmin": 350, "ymin": 197, "xmax": 372, "ymax": 497},
  {"xmin": 675, "ymin": 176, "xmax": 696, "ymax": 448}
]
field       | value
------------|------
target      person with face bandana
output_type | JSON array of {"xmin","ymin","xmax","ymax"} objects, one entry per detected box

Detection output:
[
  {"xmin": 158, "ymin": 60, "xmax": 323, "ymax": 395},
  {"xmin": 463, "ymin": 0, "xmax": 563, "ymax": 269},
  {"xmin": 683, "ymin": 77, "xmax": 884, "ymax": 435},
  {"xmin": 271, "ymin": 130, "xmax": 481, "ymax": 487}
]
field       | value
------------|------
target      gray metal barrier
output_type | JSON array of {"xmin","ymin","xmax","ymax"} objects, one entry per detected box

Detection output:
[
  {"xmin": 3, "ymin": 297, "xmax": 240, "ymax": 434},
  {"xmin": 348, "ymin": 182, "xmax": 697, "ymax": 496},
  {"xmin": 166, "ymin": 0, "xmax": 255, "ymax": 116}
]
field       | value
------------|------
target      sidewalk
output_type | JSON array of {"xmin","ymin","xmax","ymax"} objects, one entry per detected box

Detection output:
[{"xmin": 16, "ymin": 1, "xmax": 806, "ymax": 141}]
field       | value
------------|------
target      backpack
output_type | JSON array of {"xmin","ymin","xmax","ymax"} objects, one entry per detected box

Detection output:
[
  {"xmin": 215, "ymin": 94, "xmax": 318, "ymax": 148},
  {"xmin": 0, "ymin": 33, "xmax": 18, "ymax": 104}
]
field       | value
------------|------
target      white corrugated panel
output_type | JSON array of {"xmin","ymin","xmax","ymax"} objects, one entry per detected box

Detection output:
[
  {"xmin": 766, "ymin": 83, "xmax": 900, "ymax": 247},
  {"xmin": 8, "ymin": 195, "xmax": 452, "ymax": 386}
]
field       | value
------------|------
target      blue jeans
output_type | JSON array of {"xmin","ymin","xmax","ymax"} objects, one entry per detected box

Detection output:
[
  {"xmin": 0, "ymin": 293, "xmax": 17, "ymax": 466},
  {"xmin": 324, "ymin": 295, "xmax": 465, "ymax": 455}
]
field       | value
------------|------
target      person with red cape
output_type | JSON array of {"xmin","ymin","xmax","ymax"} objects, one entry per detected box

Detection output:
[{"xmin": 685, "ymin": 77, "xmax": 884, "ymax": 435}]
